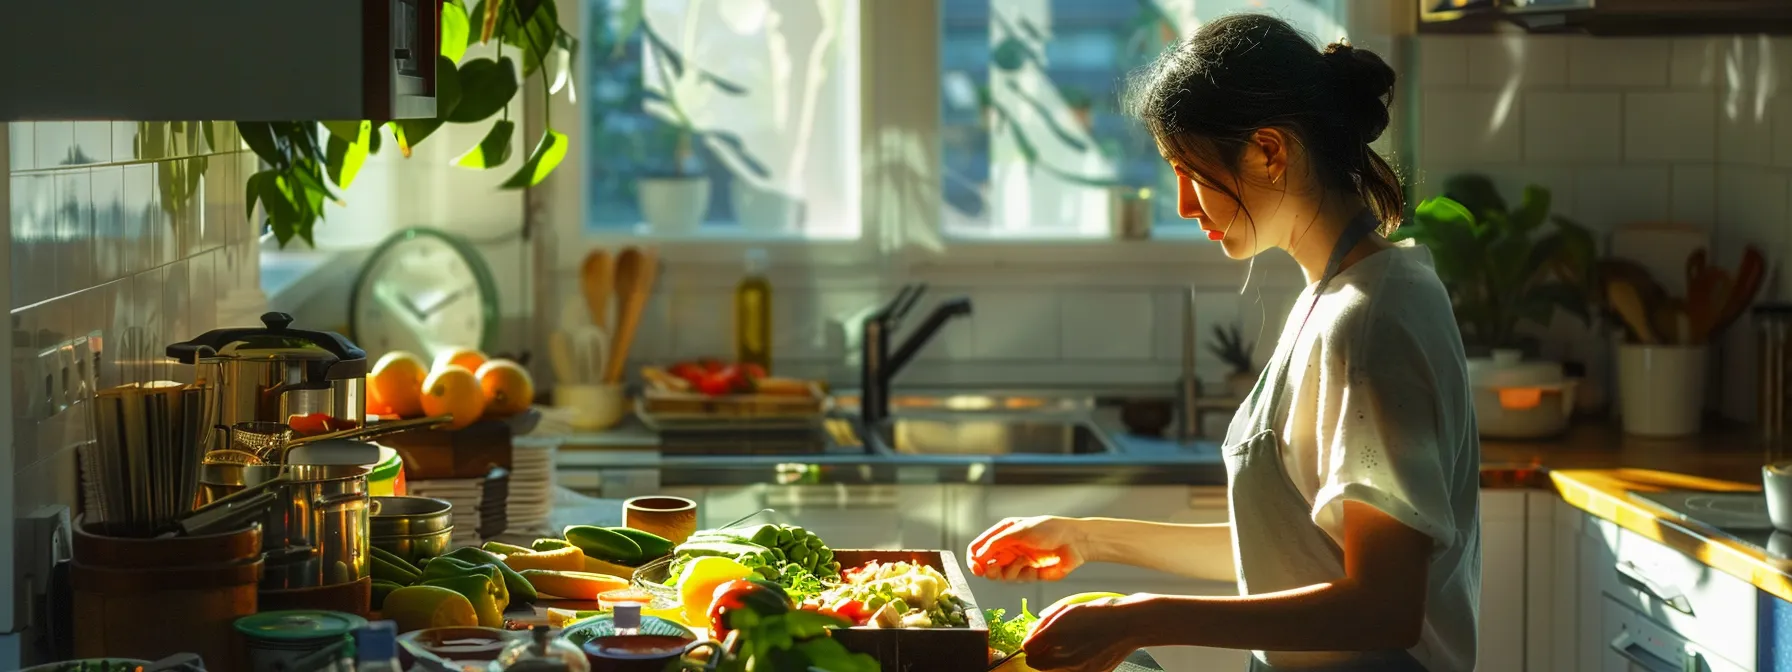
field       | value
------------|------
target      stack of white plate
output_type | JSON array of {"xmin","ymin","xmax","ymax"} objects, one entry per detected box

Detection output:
[
  {"xmin": 507, "ymin": 440, "xmax": 557, "ymax": 537},
  {"xmin": 404, "ymin": 478, "xmax": 486, "ymax": 549}
]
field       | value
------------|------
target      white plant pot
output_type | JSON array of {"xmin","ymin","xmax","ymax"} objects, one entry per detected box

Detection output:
[
  {"xmin": 731, "ymin": 181, "xmax": 804, "ymax": 235},
  {"xmin": 1616, "ymin": 344, "xmax": 1707, "ymax": 437},
  {"xmin": 638, "ymin": 176, "xmax": 710, "ymax": 235}
]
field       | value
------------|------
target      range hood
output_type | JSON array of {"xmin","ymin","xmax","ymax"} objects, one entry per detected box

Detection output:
[
  {"xmin": 1421, "ymin": 0, "xmax": 1792, "ymax": 35},
  {"xmin": 1, "ymin": 0, "xmax": 439, "ymax": 121}
]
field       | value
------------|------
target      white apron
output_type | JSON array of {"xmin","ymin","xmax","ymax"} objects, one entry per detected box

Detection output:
[{"xmin": 1221, "ymin": 214, "xmax": 1429, "ymax": 672}]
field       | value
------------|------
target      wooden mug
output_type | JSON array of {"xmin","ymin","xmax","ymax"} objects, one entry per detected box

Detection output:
[{"xmin": 622, "ymin": 496, "xmax": 697, "ymax": 545}]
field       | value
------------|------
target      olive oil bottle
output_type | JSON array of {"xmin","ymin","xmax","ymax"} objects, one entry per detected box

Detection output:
[{"xmin": 735, "ymin": 248, "xmax": 772, "ymax": 370}]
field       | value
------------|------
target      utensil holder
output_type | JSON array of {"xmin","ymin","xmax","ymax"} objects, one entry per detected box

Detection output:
[
  {"xmin": 623, "ymin": 496, "xmax": 698, "ymax": 545},
  {"xmin": 71, "ymin": 516, "xmax": 260, "ymax": 669},
  {"xmin": 1617, "ymin": 344, "xmax": 1707, "ymax": 437}
]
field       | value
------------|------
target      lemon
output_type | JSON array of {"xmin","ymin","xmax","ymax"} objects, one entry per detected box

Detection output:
[
  {"xmin": 677, "ymin": 556, "xmax": 753, "ymax": 624},
  {"xmin": 382, "ymin": 585, "xmax": 480, "ymax": 633}
]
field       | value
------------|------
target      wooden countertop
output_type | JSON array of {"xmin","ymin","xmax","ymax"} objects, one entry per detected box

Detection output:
[{"xmin": 1482, "ymin": 422, "xmax": 1792, "ymax": 603}]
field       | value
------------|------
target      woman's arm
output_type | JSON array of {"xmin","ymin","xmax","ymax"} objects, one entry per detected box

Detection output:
[
  {"xmin": 1025, "ymin": 501, "xmax": 1430, "ymax": 669},
  {"xmin": 1076, "ymin": 518, "xmax": 1236, "ymax": 583}
]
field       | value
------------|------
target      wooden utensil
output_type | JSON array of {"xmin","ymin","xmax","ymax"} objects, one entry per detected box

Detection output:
[
  {"xmin": 1652, "ymin": 298, "xmax": 1688, "ymax": 345},
  {"xmin": 1685, "ymin": 247, "xmax": 1708, "ymax": 294},
  {"xmin": 581, "ymin": 249, "xmax": 614, "ymax": 332},
  {"xmin": 1686, "ymin": 265, "xmax": 1733, "ymax": 345},
  {"xmin": 1608, "ymin": 279, "xmax": 1660, "ymax": 345},
  {"xmin": 605, "ymin": 246, "xmax": 659, "ymax": 384},
  {"xmin": 548, "ymin": 329, "xmax": 576, "ymax": 383},
  {"xmin": 1711, "ymin": 245, "xmax": 1767, "ymax": 336}
]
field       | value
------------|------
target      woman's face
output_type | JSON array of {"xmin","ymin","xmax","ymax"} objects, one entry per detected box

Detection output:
[{"xmin": 1162, "ymin": 131, "xmax": 1291, "ymax": 259}]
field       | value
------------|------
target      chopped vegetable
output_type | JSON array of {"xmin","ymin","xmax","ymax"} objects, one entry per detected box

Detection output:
[{"xmin": 986, "ymin": 599, "xmax": 1039, "ymax": 656}]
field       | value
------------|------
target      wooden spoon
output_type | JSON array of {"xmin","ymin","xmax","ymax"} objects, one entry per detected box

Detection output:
[
  {"xmin": 604, "ymin": 247, "xmax": 660, "ymax": 384},
  {"xmin": 1711, "ymin": 245, "xmax": 1767, "ymax": 337},
  {"xmin": 1687, "ymin": 267, "xmax": 1733, "ymax": 344},
  {"xmin": 1608, "ymin": 279, "xmax": 1659, "ymax": 345},
  {"xmin": 581, "ymin": 249, "xmax": 614, "ymax": 332}
]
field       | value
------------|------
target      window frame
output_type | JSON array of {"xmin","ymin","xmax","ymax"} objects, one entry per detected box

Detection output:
[{"xmin": 533, "ymin": 0, "xmax": 1413, "ymax": 275}]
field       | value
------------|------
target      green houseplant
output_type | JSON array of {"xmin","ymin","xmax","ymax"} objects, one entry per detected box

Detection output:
[
  {"xmin": 1389, "ymin": 174, "xmax": 1597, "ymax": 355},
  {"xmin": 241, "ymin": 0, "xmax": 581, "ymax": 247},
  {"xmin": 1209, "ymin": 322, "xmax": 1257, "ymax": 398}
]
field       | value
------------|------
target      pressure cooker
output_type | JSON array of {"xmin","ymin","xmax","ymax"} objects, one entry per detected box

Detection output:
[{"xmin": 167, "ymin": 312, "xmax": 368, "ymax": 451}]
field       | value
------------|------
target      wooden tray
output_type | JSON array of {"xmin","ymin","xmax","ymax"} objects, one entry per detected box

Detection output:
[
  {"xmin": 829, "ymin": 549, "xmax": 990, "ymax": 672},
  {"xmin": 636, "ymin": 384, "xmax": 829, "ymax": 431}
]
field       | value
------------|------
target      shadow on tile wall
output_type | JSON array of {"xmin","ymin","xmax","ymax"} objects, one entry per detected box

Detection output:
[{"xmin": 7, "ymin": 120, "xmax": 260, "ymax": 518}]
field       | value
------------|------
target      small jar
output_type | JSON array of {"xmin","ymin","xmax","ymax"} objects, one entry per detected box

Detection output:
[{"xmin": 492, "ymin": 625, "xmax": 589, "ymax": 672}]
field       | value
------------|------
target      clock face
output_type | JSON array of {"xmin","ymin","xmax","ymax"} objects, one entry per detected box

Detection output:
[{"xmin": 352, "ymin": 231, "xmax": 492, "ymax": 360}]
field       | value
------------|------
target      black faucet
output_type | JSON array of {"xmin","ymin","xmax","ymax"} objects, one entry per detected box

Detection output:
[{"xmin": 859, "ymin": 284, "xmax": 973, "ymax": 428}]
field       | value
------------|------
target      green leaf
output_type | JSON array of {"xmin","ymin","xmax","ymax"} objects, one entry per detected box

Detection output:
[
  {"xmin": 1442, "ymin": 173, "xmax": 1506, "ymax": 219},
  {"xmin": 617, "ymin": 0, "xmax": 643, "ymax": 42},
  {"xmin": 237, "ymin": 122, "xmax": 283, "ymax": 167},
  {"xmin": 500, "ymin": 129, "xmax": 568, "ymax": 188},
  {"xmin": 321, "ymin": 121, "xmax": 362, "ymax": 142},
  {"xmin": 369, "ymin": 124, "xmax": 384, "ymax": 155},
  {"xmin": 1510, "ymin": 184, "xmax": 1551, "ymax": 232},
  {"xmin": 441, "ymin": 0, "xmax": 471, "ymax": 63},
  {"xmin": 260, "ymin": 175, "xmax": 298, "ymax": 236},
  {"xmin": 245, "ymin": 170, "xmax": 276, "ymax": 222},
  {"xmin": 395, "ymin": 56, "xmax": 463, "ymax": 154},
  {"xmin": 201, "ymin": 121, "xmax": 216, "ymax": 152},
  {"xmin": 992, "ymin": 37, "xmax": 1032, "ymax": 71},
  {"xmin": 325, "ymin": 121, "xmax": 371, "ymax": 188},
  {"xmin": 448, "ymin": 57, "xmax": 518, "ymax": 123},
  {"xmin": 474, "ymin": 0, "xmax": 559, "ymax": 76},
  {"xmin": 1414, "ymin": 196, "xmax": 1475, "ymax": 232},
  {"xmin": 454, "ymin": 119, "xmax": 515, "ymax": 168}
]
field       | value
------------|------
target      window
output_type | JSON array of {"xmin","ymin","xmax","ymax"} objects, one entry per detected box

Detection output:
[
  {"xmin": 939, "ymin": 0, "xmax": 1349, "ymax": 240},
  {"xmin": 582, "ymin": 0, "xmax": 859, "ymax": 239}
]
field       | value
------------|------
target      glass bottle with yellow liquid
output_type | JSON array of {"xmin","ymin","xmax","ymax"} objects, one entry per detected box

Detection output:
[{"xmin": 735, "ymin": 248, "xmax": 772, "ymax": 370}]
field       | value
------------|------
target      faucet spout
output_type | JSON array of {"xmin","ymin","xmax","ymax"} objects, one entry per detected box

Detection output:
[
  {"xmin": 884, "ymin": 297, "xmax": 972, "ymax": 377},
  {"xmin": 859, "ymin": 289, "xmax": 972, "ymax": 430}
]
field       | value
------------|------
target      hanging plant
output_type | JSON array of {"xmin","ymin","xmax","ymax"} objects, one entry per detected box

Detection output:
[{"xmin": 239, "ymin": 0, "xmax": 580, "ymax": 247}]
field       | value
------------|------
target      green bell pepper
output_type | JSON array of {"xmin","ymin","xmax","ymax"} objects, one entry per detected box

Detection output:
[
  {"xmin": 443, "ymin": 546, "xmax": 538, "ymax": 604},
  {"xmin": 421, "ymin": 556, "xmax": 510, "ymax": 610}
]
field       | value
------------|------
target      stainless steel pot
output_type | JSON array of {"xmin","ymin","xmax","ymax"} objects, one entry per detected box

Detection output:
[
  {"xmin": 198, "ymin": 463, "xmax": 370, "ymax": 590},
  {"xmin": 371, "ymin": 527, "xmax": 454, "ymax": 565},
  {"xmin": 369, "ymin": 496, "xmax": 454, "ymax": 536},
  {"xmin": 166, "ymin": 312, "xmax": 368, "ymax": 453}
]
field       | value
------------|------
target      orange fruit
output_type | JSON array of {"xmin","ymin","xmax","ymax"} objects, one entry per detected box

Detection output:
[
  {"xmin": 368, "ymin": 351, "xmax": 429, "ymax": 418},
  {"xmin": 420, "ymin": 365, "xmax": 486, "ymax": 430},
  {"xmin": 476, "ymin": 360, "xmax": 535, "ymax": 417},
  {"xmin": 434, "ymin": 347, "xmax": 488, "ymax": 376}
]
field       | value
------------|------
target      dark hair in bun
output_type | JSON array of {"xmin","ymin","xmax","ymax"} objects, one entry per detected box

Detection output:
[{"xmin": 1124, "ymin": 13, "xmax": 1404, "ymax": 230}]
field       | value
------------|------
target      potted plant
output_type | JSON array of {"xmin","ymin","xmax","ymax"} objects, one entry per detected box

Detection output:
[
  {"xmin": 637, "ymin": 125, "xmax": 711, "ymax": 235},
  {"xmin": 1209, "ymin": 322, "xmax": 1257, "ymax": 399},
  {"xmin": 1392, "ymin": 174, "xmax": 1597, "ymax": 438}
]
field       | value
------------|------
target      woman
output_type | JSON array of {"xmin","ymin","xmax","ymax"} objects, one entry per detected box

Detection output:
[{"xmin": 967, "ymin": 13, "xmax": 1479, "ymax": 672}]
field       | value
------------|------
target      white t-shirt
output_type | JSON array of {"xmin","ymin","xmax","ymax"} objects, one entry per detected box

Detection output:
[{"xmin": 1230, "ymin": 244, "xmax": 1481, "ymax": 672}]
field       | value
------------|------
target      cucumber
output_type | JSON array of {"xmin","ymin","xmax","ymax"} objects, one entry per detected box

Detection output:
[
  {"xmin": 607, "ymin": 527, "xmax": 674, "ymax": 559},
  {"xmin": 370, "ymin": 546, "xmax": 420, "ymax": 575},
  {"xmin": 370, "ymin": 554, "xmax": 419, "ymax": 585},
  {"xmin": 563, "ymin": 525, "xmax": 644, "ymax": 564},
  {"xmin": 532, "ymin": 538, "xmax": 574, "ymax": 552},
  {"xmin": 371, "ymin": 580, "xmax": 404, "ymax": 610}
]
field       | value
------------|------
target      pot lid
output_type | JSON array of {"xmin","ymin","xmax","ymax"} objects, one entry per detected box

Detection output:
[
  {"xmin": 1467, "ymin": 349, "xmax": 1566, "ymax": 388},
  {"xmin": 166, "ymin": 312, "xmax": 367, "ymax": 375},
  {"xmin": 234, "ymin": 610, "xmax": 367, "ymax": 641}
]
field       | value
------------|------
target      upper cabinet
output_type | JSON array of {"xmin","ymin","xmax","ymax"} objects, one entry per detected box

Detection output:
[
  {"xmin": 1, "ymin": 0, "xmax": 439, "ymax": 121},
  {"xmin": 1420, "ymin": 0, "xmax": 1792, "ymax": 35}
]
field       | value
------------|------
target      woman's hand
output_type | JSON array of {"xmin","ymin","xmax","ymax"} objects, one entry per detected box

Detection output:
[
  {"xmin": 967, "ymin": 516, "xmax": 1089, "ymax": 582},
  {"xmin": 1022, "ymin": 595, "xmax": 1144, "ymax": 672}
]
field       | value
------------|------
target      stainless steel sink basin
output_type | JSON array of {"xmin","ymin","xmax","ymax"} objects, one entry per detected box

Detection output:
[
  {"xmin": 871, "ymin": 418, "xmax": 1115, "ymax": 456},
  {"xmin": 833, "ymin": 391, "xmax": 1093, "ymax": 415}
]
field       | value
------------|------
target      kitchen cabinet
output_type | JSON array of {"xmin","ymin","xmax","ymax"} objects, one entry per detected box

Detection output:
[{"xmin": 1481, "ymin": 490, "xmax": 1529, "ymax": 672}]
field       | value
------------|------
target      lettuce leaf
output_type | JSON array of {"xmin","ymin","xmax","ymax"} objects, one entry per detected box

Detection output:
[{"xmin": 985, "ymin": 598, "xmax": 1038, "ymax": 656}]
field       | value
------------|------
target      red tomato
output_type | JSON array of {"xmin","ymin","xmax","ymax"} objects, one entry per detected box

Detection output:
[
  {"xmin": 696, "ymin": 373, "xmax": 736, "ymax": 397},
  {"xmin": 708, "ymin": 580, "xmax": 792, "ymax": 636},
  {"xmin": 739, "ymin": 363, "xmax": 768, "ymax": 380},
  {"xmin": 698, "ymin": 357, "xmax": 727, "ymax": 374},
  {"xmin": 287, "ymin": 413, "xmax": 333, "ymax": 436}
]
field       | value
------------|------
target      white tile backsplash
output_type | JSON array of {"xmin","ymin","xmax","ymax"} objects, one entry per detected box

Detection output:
[
  {"xmin": 1572, "ymin": 165, "xmax": 1671, "ymax": 231},
  {"xmin": 1466, "ymin": 35, "xmax": 1569, "ymax": 88},
  {"xmin": 1418, "ymin": 37, "xmax": 1469, "ymax": 87},
  {"xmin": 969, "ymin": 290, "xmax": 1059, "ymax": 360},
  {"xmin": 1670, "ymin": 37, "xmax": 1724, "ymax": 89},
  {"xmin": 1625, "ymin": 92, "xmax": 1717, "ymax": 161},
  {"xmin": 1669, "ymin": 164, "xmax": 1717, "ymax": 226},
  {"xmin": 1059, "ymin": 291, "xmax": 1154, "ymax": 361},
  {"xmin": 33, "ymin": 122, "xmax": 71, "ymax": 170},
  {"xmin": 1568, "ymin": 38, "xmax": 1672, "ymax": 88},
  {"xmin": 1422, "ymin": 92, "xmax": 1525, "ymax": 164},
  {"xmin": 1524, "ymin": 92, "xmax": 1623, "ymax": 162}
]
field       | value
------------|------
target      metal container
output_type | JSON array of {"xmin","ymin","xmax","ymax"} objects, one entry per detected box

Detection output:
[
  {"xmin": 166, "ymin": 312, "xmax": 368, "ymax": 453},
  {"xmin": 235, "ymin": 610, "xmax": 364, "ymax": 672},
  {"xmin": 199, "ymin": 463, "xmax": 370, "ymax": 590},
  {"xmin": 1759, "ymin": 304, "xmax": 1792, "ymax": 441},
  {"xmin": 369, "ymin": 496, "xmax": 454, "ymax": 536},
  {"xmin": 371, "ymin": 527, "xmax": 454, "ymax": 566}
]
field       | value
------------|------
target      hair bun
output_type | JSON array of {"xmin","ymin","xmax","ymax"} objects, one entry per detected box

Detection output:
[{"xmin": 1322, "ymin": 41, "xmax": 1397, "ymax": 143}]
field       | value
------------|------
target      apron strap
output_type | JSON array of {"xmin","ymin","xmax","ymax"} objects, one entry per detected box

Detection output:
[{"xmin": 1253, "ymin": 209, "xmax": 1382, "ymax": 428}]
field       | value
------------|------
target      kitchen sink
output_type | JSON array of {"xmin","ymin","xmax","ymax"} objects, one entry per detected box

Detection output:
[
  {"xmin": 870, "ymin": 417, "xmax": 1115, "ymax": 456},
  {"xmin": 832, "ymin": 391, "xmax": 1094, "ymax": 415}
]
